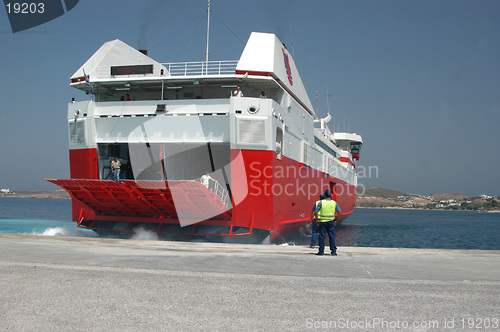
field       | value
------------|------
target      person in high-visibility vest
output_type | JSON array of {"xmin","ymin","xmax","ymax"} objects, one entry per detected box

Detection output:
[
  {"xmin": 313, "ymin": 189, "xmax": 341, "ymax": 255},
  {"xmin": 310, "ymin": 193, "xmax": 325, "ymax": 248}
]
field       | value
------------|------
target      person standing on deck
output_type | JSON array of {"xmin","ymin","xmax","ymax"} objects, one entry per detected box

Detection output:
[
  {"xmin": 111, "ymin": 157, "xmax": 121, "ymax": 182},
  {"xmin": 233, "ymin": 86, "xmax": 243, "ymax": 97},
  {"xmin": 201, "ymin": 172, "xmax": 212, "ymax": 189},
  {"xmin": 313, "ymin": 189, "xmax": 341, "ymax": 255}
]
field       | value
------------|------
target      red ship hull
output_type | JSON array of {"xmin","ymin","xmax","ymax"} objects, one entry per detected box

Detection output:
[{"xmin": 49, "ymin": 148, "xmax": 356, "ymax": 243}]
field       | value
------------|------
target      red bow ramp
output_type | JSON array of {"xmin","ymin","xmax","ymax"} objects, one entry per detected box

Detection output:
[{"xmin": 46, "ymin": 179, "xmax": 231, "ymax": 227}]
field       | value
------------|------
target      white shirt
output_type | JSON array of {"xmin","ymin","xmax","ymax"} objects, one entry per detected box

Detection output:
[
  {"xmin": 111, "ymin": 160, "xmax": 121, "ymax": 170},
  {"xmin": 201, "ymin": 174, "xmax": 211, "ymax": 188}
]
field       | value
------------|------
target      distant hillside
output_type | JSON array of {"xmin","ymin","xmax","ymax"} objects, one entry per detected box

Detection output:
[
  {"xmin": 356, "ymin": 187, "xmax": 498, "ymax": 211},
  {"xmin": 0, "ymin": 190, "xmax": 70, "ymax": 199},
  {"xmin": 429, "ymin": 192, "xmax": 472, "ymax": 201},
  {"xmin": 359, "ymin": 187, "xmax": 406, "ymax": 199},
  {"xmin": 359, "ymin": 187, "xmax": 474, "ymax": 201}
]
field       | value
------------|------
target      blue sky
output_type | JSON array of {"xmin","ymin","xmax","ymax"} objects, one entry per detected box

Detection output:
[{"xmin": 0, "ymin": 0, "xmax": 499, "ymax": 196}]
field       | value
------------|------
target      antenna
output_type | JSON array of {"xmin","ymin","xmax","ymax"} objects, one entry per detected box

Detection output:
[
  {"xmin": 326, "ymin": 88, "xmax": 330, "ymax": 115},
  {"xmin": 315, "ymin": 90, "xmax": 319, "ymax": 118},
  {"xmin": 205, "ymin": 0, "xmax": 211, "ymax": 75}
]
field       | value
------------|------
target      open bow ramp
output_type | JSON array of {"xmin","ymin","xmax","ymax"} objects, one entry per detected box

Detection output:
[{"xmin": 47, "ymin": 179, "xmax": 232, "ymax": 227}]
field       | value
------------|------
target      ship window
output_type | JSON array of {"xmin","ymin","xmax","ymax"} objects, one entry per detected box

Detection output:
[
  {"xmin": 110, "ymin": 65, "xmax": 153, "ymax": 76},
  {"xmin": 275, "ymin": 127, "xmax": 283, "ymax": 159},
  {"xmin": 350, "ymin": 142, "xmax": 361, "ymax": 154},
  {"xmin": 314, "ymin": 136, "xmax": 337, "ymax": 158},
  {"xmin": 69, "ymin": 121, "xmax": 85, "ymax": 144}
]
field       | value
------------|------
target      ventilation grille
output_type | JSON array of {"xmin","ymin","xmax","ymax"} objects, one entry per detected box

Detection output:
[
  {"xmin": 238, "ymin": 119, "xmax": 266, "ymax": 144},
  {"xmin": 69, "ymin": 121, "xmax": 85, "ymax": 144},
  {"xmin": 302, "ymin": 141, "xmax": 311, "ymax": 164}
]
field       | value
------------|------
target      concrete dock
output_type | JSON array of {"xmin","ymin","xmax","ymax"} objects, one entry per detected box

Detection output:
[{"xmin": 1, "ymin": 233, "xmax": 499, "ymax": 331}]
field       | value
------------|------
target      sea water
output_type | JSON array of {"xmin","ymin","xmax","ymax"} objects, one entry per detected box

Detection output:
[
  {"xmin": 0, "ymin": 197, "xmax": 97, "ymax": 237},
  {"xmin": 1, "ymin": 197, "xmax": 499, "ymax": 249},
  {"xmin": 335, "ymin": 208, "xmax": 500, "ymax": 250}
]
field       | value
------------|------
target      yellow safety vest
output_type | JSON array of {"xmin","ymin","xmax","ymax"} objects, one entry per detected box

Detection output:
[
  {"xmin": 313, "ymin": 200, "xmax": 321, "ymax": 220},
  {"xmin": 318, "ymin": 199, "xmax": 337, "ymax": 222}
]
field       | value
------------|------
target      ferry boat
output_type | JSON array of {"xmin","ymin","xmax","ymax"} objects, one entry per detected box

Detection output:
[{"xmin": 48, "ymin": 32, "xmax": 362, "ymax": 243}]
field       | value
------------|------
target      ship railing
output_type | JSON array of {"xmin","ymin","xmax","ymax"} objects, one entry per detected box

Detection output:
[
  {"xmin": 90, "ymin": 61, "xmax": 237, "ymax": 80},
  {"xmin": 205, "ymin": 178, "xmax": 231, "ymax": 209},
  {"xmin": 162, "ymin": 60, "xmax": 238, "ymax": 76}
]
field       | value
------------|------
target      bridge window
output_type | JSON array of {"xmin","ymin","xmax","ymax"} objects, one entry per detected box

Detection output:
[{"xmin": 350, "ymin": 142, "xmax": 361, "ymax": 154}]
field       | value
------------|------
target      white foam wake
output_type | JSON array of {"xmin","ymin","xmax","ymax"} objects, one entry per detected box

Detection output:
[
  {"xmin": 35, "ymin": 227, "xmax": 97, "ymax": 237},
  {"xmin": 131, "ymin": 228, "xmax": 159, "ymax": 241}
]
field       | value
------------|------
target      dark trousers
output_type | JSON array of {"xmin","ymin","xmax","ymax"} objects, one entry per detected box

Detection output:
[
  {"xmin": 318, "ymin": 220, "xmax": 336, "ymax": 254},
  {"xmin": 311, "ymin": 221, "xmax": 319, "ymax": 246}
]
